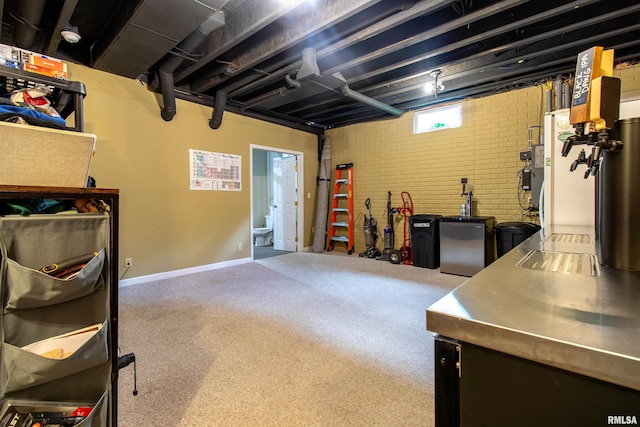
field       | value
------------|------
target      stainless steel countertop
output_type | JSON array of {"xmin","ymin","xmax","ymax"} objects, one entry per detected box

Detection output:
[{"xmin": 426, "ymin": 224, "xmax": 640, "ymax": 391}]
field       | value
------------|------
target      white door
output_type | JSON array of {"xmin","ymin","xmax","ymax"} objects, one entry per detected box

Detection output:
[{"xmin": 273, "ymin": 155, "xmax": 298, "ymax": 251}]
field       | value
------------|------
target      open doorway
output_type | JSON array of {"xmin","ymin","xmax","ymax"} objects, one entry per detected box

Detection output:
[{"xmin": 250, "ymin": 145, "xmax": 304, "ymax": 260}]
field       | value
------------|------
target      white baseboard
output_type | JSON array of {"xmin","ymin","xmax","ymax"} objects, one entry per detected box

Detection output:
[{"xmin": 119, "ymin": 257, "xmax": 253, "ymax": 287}]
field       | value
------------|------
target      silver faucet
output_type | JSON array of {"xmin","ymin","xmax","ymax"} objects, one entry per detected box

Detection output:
[{"xmin": 461, "ymin": 178, "xmax": 472, "ymax": 217}]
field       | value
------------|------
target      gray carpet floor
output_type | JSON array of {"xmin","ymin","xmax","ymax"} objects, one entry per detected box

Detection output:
[{"xmin": 116, "ymin": 251, "xmax": 465, "ymax": 426}]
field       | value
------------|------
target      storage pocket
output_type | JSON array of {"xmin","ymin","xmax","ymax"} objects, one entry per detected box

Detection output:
[
  {"xmin": 75, "ymin": 391, "xmax": 108, "ymax": 427},
  {"xmin": 0, "ymin": 392, "xmax": 108, "ymax": 427},
  {"xmin": 1, "ymin": 319, "xmax": 109, "ymax": 394},
  {"xmin": 4, "ymin": 249, "xmax": 105, "ymax": 311}
]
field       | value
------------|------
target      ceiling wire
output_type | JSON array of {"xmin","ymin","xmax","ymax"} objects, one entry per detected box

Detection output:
[
  {"xmin": 7, "ymin": 10, "xmax": 44, "ymax": 31},
  {"xmin": 452, "ymin": 0, "xmax": 474, "ymax": 15},
  {"xmin": 173, "ymin": 46, "xmax": 202, "ymax": 59}
]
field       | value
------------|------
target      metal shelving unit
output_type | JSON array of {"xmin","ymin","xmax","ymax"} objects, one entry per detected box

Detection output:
[{"xmin": 0, "ymin": 65, "xmax": 86, "ymax": 132}]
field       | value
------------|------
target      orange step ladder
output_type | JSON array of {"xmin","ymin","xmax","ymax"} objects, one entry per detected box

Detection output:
[{"xmin": 327, "ymin": 163, "xmax": 354, "ymax": 254}]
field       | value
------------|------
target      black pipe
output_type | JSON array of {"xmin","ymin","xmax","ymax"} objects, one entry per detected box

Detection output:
[
  {"xmin": 158, "ymin": 12, "xmax": 224, "ymax": 121},
  {"xmin": 159, "ymin": 69, "xmax": 177, "ymax": 121},
  {"xmin": 209, "ymin": 90, "xmax": 227, "ymax": 130},
  {"xmin": 13, "ymin": 0, "xmax": 47, "ymax": 49},
  {"xmin": 171, "ymin": 89, "xmax": 325, "ymax": 135}
]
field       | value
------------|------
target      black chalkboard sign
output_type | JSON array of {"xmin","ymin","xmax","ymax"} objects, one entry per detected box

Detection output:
[{"xmin": 572, "ymin": 47, "xmax": 595, "ymax": 107}]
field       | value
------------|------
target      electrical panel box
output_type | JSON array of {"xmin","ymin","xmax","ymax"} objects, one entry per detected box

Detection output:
[{"xmin": 530, "ymin": 144, "xmax": 544, "ymax": 209}]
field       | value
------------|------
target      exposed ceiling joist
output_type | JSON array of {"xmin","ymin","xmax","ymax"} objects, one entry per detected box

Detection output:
[
  {"xmin": 174, "ymin": 0, "xmax": 319, "ymax": 84},
  {"xmin": 188, "ymin": 0, "xmax": 387, "ymax": 94},
  {"xmin": 2, "ymin": 0, "xmax": 639, "ymax": 133}
]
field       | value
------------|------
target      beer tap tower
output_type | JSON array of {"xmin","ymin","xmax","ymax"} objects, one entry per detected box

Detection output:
[
  {"xmin": 561, "ymin": 46, "xmax": 622, "ymax": 176},
  {"xmin": 561, "ymin": 47, "xmax": 640, "ymax": 271}
]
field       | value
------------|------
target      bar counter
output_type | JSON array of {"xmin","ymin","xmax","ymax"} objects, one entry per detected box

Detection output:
[{"xmin": 427, "ymin": 224, "xmax": 640, "ymax": 391}]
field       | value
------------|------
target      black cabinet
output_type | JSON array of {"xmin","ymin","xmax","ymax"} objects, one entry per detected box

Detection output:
[
  {"xmin": 434, "ymin": 336, "xmax": 460, "ymax": 426},
  {"xmin": 434, "ymin": 338, "xmax": 640, "ymax": 427}
]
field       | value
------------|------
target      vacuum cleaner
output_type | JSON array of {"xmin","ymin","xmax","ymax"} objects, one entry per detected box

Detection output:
[
  {"xmin": 377, "ymin": 191, "xmax": 401, "ymax": 262},
  {"xmin": 359, "ymin": 198, "xmax": 381, "ymax": 258}
]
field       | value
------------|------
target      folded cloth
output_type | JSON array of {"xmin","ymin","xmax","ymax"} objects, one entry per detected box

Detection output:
[{"xmin": 0, "ymin": 105, "xmax": 67, "ymax": 127}]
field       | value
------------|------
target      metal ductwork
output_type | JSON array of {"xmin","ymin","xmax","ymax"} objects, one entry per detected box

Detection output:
[
  {"xmin": 159, "ymin": 11, "xmax": 226, "ymax": 73},
  {"xmin": 12, "ymin": 0, "xmax": 47, "ymax": 49},
  {"xmin": 340, "ymin": 84, "xmax": 403, "ymax": 117},
  {"xmin": 91, "ymin": 0, "xmax": 228, "ymax": 79},
  {"xmin": 297, "ymin": 47, "xmax": 321, "ymax": 83},
  {"xmin": 159, "ymin": 10, "xmax": 225, "ymax": 121},
  {"xmin": 242, "ymin": 48, "xmax": 404, "ymax": 118}
]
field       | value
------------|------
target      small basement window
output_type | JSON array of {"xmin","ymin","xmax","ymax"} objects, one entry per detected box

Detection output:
[{"xmin": 413, "ymin": 104, "xmax": 462, "ymax": 134}]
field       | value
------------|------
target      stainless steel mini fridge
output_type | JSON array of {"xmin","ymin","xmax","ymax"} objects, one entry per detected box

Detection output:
[{"xmin": 439, "ymin": 216, "xmax": 495, "ymax": 276}]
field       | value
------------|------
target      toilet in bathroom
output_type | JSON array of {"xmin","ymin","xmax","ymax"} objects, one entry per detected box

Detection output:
[{"xmin": 253, "ymin": 212, "xmax": 273, "ymax": 247}]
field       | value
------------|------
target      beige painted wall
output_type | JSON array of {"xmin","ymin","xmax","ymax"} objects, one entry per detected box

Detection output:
[
  {"xmin": 61, "ymin": 61, "xmax": 640, "ymax": 271},
  {"xmin": 65, "ymin": 63, "xmax": 318, "ymax": 279},
  {"xmin": 325, "ymin": 63, "xmax": 640, "ymax": 255}
]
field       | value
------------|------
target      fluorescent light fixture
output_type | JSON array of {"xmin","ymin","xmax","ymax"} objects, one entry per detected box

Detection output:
[
  {"xmin": 424, "ymin": 69, "xmax": 444, "ymax": 96},
  {"xmin": 424, "ymin": 82, "xmax": 435, "ymax": 93}
]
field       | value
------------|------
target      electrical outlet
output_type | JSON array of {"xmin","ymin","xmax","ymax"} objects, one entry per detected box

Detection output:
[
  {"xmin": 125, "ymin": 257, "xmax": 132, "ymax": 268},
  {"xmin": 238, "ymin": 242, "xmax": 243, "ymax": 251}
]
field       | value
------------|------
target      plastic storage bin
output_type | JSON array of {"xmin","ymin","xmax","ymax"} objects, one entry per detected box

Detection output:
[
  {"xmin": 495, "ymin": 222, "xmax": 541, "ymax": 258},
  {"xmin": 0, "ymin": 121, "xmax": 95, "ymax": 187},
  {"xmin": 410, "ymin": 214, "xmax": 441, "ymax": 268}
]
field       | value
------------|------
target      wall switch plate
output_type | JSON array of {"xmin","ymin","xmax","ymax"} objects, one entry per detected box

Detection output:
[
  {"xmin": 238, "ymin": 242, "xmax": 243, "ymax": 251},
  {"xmin": 522, "ymin": 169, "xmax": 532, "ymax": 190},
  {"xmin": 520, "ymin": 150, "xmax": 532, "ymax": 160}
]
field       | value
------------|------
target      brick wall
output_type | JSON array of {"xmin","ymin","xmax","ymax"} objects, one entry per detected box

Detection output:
[
  {"xmin": 618, "ymin": 61, "xmax": 640, "ymax": 93},
  {"xmin": 324, "ymin": 63, "xmax": 640, "ymax": 254}
]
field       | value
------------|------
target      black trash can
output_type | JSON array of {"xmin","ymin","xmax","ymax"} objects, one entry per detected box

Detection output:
[
  {"xmin": 410, "ymin": 214, "xmax": 441, "ymax": 268},
  {"xmin": 495, "ymin": 222, "xmax": 541, "ymax": 258}
]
